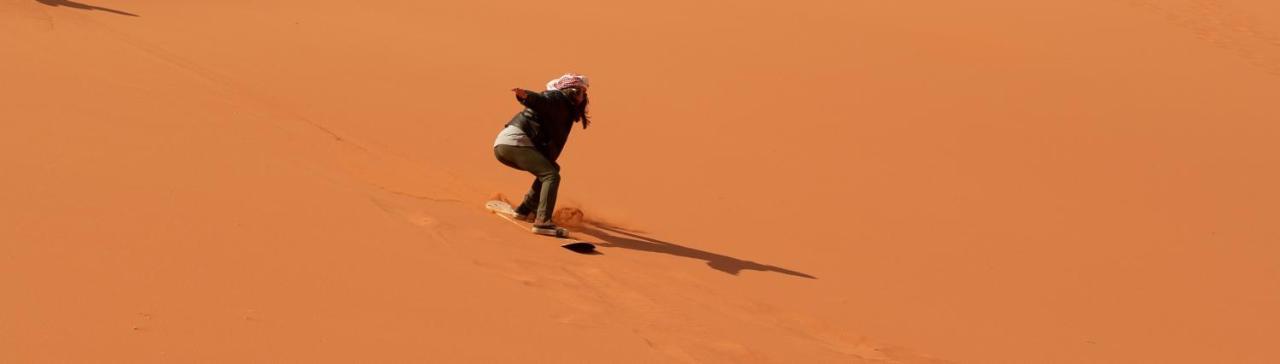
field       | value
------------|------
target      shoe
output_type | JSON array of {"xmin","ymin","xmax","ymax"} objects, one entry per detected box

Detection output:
[
  {"xmin": 512, "ymin": 212, "xmax": 535, "ymax": 222},
  {"xmin": 531, "ymin": 223, "xmax": 566, "ymax": 237}
]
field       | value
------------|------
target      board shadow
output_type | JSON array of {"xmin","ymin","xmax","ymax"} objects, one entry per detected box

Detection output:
[{"xmin": 578, "ymin": 223, "xmax": 816, "ymax": 279}]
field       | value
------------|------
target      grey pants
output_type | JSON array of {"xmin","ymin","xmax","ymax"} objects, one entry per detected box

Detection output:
[{"xmin": 494, "ymin": 145, "xmax": 560, "ymax": 225}]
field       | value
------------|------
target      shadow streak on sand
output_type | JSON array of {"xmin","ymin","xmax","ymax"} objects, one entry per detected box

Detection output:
[
  {"xmin": 579, "ymin": 223, "xmax": 817, "ymax": 279},
  {"xmin": 36, "ymin": 0, "xmax": 139, "ymax": 17}
]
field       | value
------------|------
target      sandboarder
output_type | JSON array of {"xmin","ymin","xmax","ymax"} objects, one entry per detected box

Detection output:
[{"xmin": 492, "ymin": 73, "xmax": 591, "ymax": 236}]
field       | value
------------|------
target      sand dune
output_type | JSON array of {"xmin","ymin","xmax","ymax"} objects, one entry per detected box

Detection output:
[{"xmin": 2, "ymin": 0, "xmax": 1278, "ymax": 362}]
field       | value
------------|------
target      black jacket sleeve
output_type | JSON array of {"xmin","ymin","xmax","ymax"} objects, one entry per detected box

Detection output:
[{"xmin": 515, "ymin": 89, "xmax": 547, "ymax": 111}]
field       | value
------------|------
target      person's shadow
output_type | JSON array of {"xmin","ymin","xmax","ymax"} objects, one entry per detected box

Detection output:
[
  {"xmin": 578, "ymin": 223, "xmax": 817, "ymax": 279},
  {"xmin": 36, "ymin": 0, "xmax": 139, "ymax": 17}
]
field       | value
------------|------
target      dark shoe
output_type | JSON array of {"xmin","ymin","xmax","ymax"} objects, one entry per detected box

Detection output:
[{"xmin": 512, "ymin": 212, "xmax": 535, "ymax": 222}]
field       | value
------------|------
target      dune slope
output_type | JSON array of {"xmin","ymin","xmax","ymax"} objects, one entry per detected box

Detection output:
[{"xmin": 3, "ymin": 0, "xmax": 1278, "ymax": 363}]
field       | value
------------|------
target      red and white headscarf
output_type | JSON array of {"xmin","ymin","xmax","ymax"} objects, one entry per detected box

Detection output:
[{"xmin": 545, "ymin": 73, "xmax": 590, "ymax": 91}]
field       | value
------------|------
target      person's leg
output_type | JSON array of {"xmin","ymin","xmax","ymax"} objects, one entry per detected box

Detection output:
[
  {"xmin": 496, "ymin": 146, "xmax": 534, "ymax": 216},
  {"xmin": 516, "ymin": 178, "xmax": 541, "ymax": 216},
  {"xmin": 532, "ymin": 165, "xmax": 560, "ymax": 226},
  {"xmin": 494, "ymin": 145, "xmax": 561, "ymax": 225},
  {"xmin": 494, "ymin": 146, "xmax": 522, "ymax": 170}
]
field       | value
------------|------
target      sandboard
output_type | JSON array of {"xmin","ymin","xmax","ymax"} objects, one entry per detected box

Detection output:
[{"xmin": 485, "ymin": 200, "xmax": 596, "ymax": 253}]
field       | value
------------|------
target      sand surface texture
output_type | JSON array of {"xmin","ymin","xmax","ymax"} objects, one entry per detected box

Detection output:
[{"xmin": 3, "ymin": 0, "xmax": 1278, "ymax": 362}]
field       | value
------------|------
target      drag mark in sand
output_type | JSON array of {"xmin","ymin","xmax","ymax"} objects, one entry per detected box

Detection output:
[
  {"xmin": 56, "ymin": 10, "xmax": 369, "ymax": 151},
  {"xmin": 0, "ymin": 1, "xmax": 55, "ymax": 31},
  {"xmin": 36, "ymin": 9, "xmax": 483, "ymax": 210}
]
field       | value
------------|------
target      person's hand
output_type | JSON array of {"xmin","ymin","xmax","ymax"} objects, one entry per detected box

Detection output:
[{"xmin": 511, "ymin": 88, "xmax": 528, "ymax": 99}]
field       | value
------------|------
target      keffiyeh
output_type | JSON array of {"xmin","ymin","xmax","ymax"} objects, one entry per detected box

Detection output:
[{"xmin": 545, "ymin": 73, "xmax": 590, "ymax": 91}]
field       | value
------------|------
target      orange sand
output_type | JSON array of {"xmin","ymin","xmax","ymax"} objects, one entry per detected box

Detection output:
[{"xmin": 2, "ymin": 0, "xmax": 1278, "ymax": 362}]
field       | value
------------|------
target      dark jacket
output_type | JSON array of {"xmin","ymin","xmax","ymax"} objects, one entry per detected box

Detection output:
[{"xmin": 505, "ymin": 89, "xmax": 579, "ymax": 162}]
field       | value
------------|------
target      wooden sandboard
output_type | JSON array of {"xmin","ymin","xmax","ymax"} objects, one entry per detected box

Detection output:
[{"xmin": 485, "ymin": 200, "xmax": 596, "ymax": 253}]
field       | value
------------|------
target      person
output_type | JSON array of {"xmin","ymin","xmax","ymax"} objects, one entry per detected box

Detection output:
[{"xmin": 493, "ymin": 74, "xmax": 591, "ymax": 236}]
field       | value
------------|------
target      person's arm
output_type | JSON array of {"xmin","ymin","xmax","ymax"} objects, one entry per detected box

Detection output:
[{"xmin": 511, "ymin": 88, "xmax": 547, "ymax": 110}]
